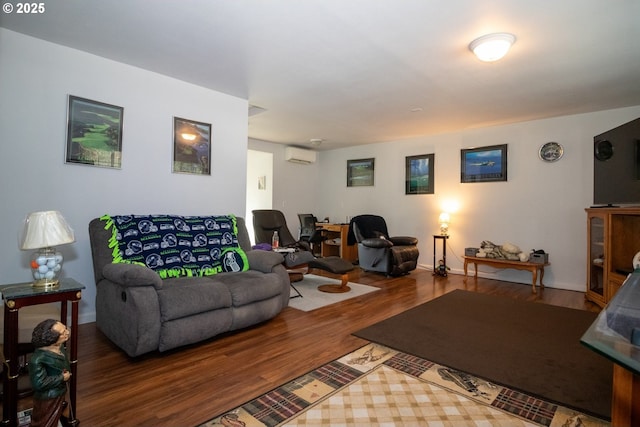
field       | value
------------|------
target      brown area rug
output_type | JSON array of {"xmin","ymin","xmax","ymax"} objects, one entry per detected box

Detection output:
[{"xmin": 353, "ymin": 289, "xmax": 612, "ymax": 420}]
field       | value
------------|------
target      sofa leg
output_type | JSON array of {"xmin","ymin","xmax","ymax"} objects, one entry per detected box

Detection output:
[{"xmin": 318, "ymin": 274, "xmax": 351, "ymax": 293}]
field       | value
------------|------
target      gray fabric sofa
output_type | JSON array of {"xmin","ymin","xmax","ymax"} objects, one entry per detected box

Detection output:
[{"xmin": 88, "ymin": 215, "xmax": 290, "ymax": 357}]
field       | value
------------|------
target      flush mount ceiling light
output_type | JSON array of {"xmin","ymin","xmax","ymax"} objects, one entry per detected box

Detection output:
[{"xmin": 469, "ymin": 33, "xmax": 516, "ymax": 62}]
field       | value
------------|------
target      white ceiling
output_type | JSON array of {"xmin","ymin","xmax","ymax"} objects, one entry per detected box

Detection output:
[{"xmin": 2, "ymin": 0, "xmax": 640, "ymax": 150}]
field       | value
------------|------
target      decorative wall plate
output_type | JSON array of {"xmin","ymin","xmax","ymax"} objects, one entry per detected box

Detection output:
[{"xmin": 539, "ymin": 142, "xmax": 564, "ymax": 162}]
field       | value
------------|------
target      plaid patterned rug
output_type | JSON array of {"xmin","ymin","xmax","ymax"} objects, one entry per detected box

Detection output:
[{"xmin": 199, "ymin": 344, "xmax": 609, "ymax": 427}]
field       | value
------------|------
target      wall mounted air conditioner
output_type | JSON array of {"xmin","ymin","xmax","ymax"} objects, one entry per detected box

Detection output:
[{"xmin": 285, "ymin": 147, "xmax": 317, "ymax": 164}]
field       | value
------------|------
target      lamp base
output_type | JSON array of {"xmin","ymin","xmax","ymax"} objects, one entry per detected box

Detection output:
[
  {"xmin": 31, "ymin": 278, "xmax": 60, "ymax": 289},
  {"xmin": 29, "ymin": 247, "xmax": 63, "ymax": 288}
]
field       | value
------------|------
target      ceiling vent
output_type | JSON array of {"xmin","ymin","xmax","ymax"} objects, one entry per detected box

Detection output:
[{"xmin": 285, "ymin": 147, "xmax": 317, "ymax": 164}]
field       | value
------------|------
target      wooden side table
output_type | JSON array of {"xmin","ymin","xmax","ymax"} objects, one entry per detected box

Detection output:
[{"xmin": 1, "ymin": 278, "xmax": 84, "ymax": 427}]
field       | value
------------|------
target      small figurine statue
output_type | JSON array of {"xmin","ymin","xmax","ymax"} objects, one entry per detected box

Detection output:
[
  {"xmin": 29, "ymin": 319, "xmax": 74, "ymax": 427},
  {"xmin": 436, "ymin": 259, "xmax": 450, "ymax": 277}
]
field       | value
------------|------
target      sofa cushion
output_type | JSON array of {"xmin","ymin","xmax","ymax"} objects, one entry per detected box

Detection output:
[
  {"xmin": 100, "ymin": 214, "xmax": 249, "ymax": 279},
  {"xmin": 158, "ymin": 278, "xmax": 233, "ymax": 321},
  {"xmin": 214, "ymin": 271, "xmax": 285, "ymax": 307},
  {"xmin": 159, "ymin": 308, "xmax": 233, "ymax": 352}
]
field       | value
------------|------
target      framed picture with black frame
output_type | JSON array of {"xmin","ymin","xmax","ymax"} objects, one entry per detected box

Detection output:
[
  {"xmin": 460, "ymin": 144, "xmax": 508, "ymax": 183},
  {"xmin": 65, "ymin": 95, "xmax": 124, "ymax": 169},
  {"xmin": 173, "ymin": 117, "xmax": 212, "ymax": 175},
  {"xmin": 347, "ymin": 158, "xmax": 375, "ymax": 187},
  {"xmin": 405, "ymin": 154, "xmax": 434, "ymax": 194}
]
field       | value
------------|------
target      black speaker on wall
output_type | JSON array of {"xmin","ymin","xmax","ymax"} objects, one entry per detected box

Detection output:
[
  {"xmin": 594, "ymin": 139, "xmax": 614, "ymax": 161},
  {"xmin": 593, "ymin": 117, "xmax": 640, "ymax": 206}
]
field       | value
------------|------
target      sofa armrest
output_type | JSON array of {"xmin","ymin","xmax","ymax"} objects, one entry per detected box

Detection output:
[
  {"xmin": 389, "ymin": 236, "xmax": 418, "ymax": 246},
  {"xmin": 102, "ymin": 263, "xmax": 163, "ymax": 289},
  {"xmin": 246, "ymin": 250, "xmax": 285, "ymax": 273},
  {"xmin": 361, "ymin": 237, "xmax": 394, "ymax": 249}
]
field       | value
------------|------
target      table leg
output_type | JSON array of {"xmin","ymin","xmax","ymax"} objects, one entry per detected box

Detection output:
[
  {"xmin": 539, "ymin": 267, "xmax": 545, "ymax": 289},
  {"xmin": 68, "ymin": 298, "xmax": 80, "ymax": 426},
  {"xmin": 2, "ymin": 305, "xmax": 19, "ymax": 427},
  {"xmin": 443, "ymin": 239, "xmax": 447, "ymax": 272},
  {"xmin": 463, "ymin": 259, "xmax": 468, "ymax": 279},
  {"xmin": 432, "ymin": 238, "xmax": 436, "ymax": 275},
  {"xmin": 531, "ymin": 268, "xmax": 538, "ymax": 294}
]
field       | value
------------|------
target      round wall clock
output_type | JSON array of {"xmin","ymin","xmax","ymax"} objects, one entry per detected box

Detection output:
[{"xmin": 539, "ymin": 142, "xmax": 564, "ymax": 162}]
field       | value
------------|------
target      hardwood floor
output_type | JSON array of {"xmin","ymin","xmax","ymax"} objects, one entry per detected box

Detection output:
[{"xmin": 9, "ymin": 268, "xmax": 600, "ymax": 427}]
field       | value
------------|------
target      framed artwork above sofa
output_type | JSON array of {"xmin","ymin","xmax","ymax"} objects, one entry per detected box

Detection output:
[
  {"xmin": 65, "ymin": 95, "xmax": 123, "ymax": 169},
  {"xmin": 173, "ymin": 116, "xmax": 211, "ymax": 175}
]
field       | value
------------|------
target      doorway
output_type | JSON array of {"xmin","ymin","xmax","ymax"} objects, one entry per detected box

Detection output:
[{"xmin": 246, "ymin": 149, "xmax": 273, "ymax": 245}]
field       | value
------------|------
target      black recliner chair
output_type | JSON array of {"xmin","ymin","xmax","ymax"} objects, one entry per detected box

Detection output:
[{"xmin": 347, "ymin": 214, "xmax": 419, "ymax": 276}]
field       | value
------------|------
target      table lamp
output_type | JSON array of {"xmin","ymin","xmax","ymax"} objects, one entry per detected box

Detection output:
[
  {"xmin": 439, "ymin": 212, "xmax": 450, "ymax": 236},
  {"xmin": 19, "ymin": 210, "xmax": 75, "ymax": 288}
]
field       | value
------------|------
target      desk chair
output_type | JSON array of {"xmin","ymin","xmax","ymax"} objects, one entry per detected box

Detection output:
[
  {"xmin": 298, "ymin": 214, "xmax": 316, "ymax": 241},
  {"xmin": 297, "ymin": 214, "xmax": 326, "ymax": 256}
]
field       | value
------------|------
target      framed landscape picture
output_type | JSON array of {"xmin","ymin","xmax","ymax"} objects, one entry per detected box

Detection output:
[
  {"xmin": 405, "ymin": 154, "xmax": 434, "ymax": 195},
  {"xmin": 347, "ymin": 158, "xmax": 375, "ymax": 187},
  {"xmin": 461, "ymin": 144, "xmax": 508, "ymax": 183},
  {"xmin": 173, "ymin": 117, "xmax": 212, "ymax": 175},
  {"xmin": 65, "ymin": 95, "xmax": 123, "ymax": 169}
]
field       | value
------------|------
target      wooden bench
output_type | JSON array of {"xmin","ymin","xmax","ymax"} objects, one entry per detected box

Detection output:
[{"xmin": 463, "ymin": 256, "xmax": 550, "ymax": 293}]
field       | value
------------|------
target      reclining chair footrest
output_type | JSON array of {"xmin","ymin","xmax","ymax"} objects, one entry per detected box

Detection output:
[{"xmin": 308, "ymin": 257, "xmax": 354, "ymax": 293}]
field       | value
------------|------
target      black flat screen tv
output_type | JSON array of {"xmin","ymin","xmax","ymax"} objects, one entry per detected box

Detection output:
[{"xmin": 593, "ymin": 117, "xmax": 640, "ymax": 206}]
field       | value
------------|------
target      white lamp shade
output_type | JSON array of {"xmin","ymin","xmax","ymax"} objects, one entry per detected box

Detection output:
[
  {"xmin": 19, "ymin": 211, "xmax": 75, "ymax": 250},
  {"xmin": 469, "ymin": 33, "xmax": 516, "ymax": 62},
  {"xmin": 438, "ymin": 212, "xmax": 451, "ymax": 225}
]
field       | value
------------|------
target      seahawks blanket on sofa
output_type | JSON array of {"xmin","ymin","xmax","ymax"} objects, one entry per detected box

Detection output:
[{"xmin": 101, "ymin": 214, "xmax": 249, "ymax": 279}]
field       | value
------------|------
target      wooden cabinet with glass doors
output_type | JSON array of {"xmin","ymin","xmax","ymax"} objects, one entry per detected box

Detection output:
[{"xmin": 585, "ymin": 207, "xmax": 640, "ymax": 308}]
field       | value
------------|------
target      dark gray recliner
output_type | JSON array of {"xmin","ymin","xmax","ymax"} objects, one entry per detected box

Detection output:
[
  {"xmin": 252, "ymin": 209, "xmax": 316, "ymax": 268},
  {"xmin": 348, "ymin": 214, "xmax": 419, "ymax": 276}
]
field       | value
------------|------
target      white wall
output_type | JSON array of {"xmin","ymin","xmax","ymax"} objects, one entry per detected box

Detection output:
[
  {"xmin": 246, "ymin": 149, "xmax": 273, "ymax": 244},
  {"xmin": 0, "ymin": 29, "xmax": 249, "ymax": 323},
  {"xmin": 315, "ymin": 106, "xmax": 640, "ymax": 291},
  {"xmin": 248, "ymin": 139, "xmax": 322, "ymax": 238}
]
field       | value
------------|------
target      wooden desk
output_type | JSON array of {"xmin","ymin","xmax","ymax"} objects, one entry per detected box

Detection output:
[
  {"xmin": 463, "ymin": 256, "xmax": 549, "ymax": 293},
  {"xmin": 315, "ymin": 223, "xmax": 357, "ymax": 263},
  {"xmin": 1, "ymin": 278, "xmax": 84, "ymax": 427}
]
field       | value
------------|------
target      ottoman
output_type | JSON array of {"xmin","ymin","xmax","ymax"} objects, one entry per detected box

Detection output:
[{"xmin": 308, "ymin": 256, "xmax": 355, "ymax": 293}]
